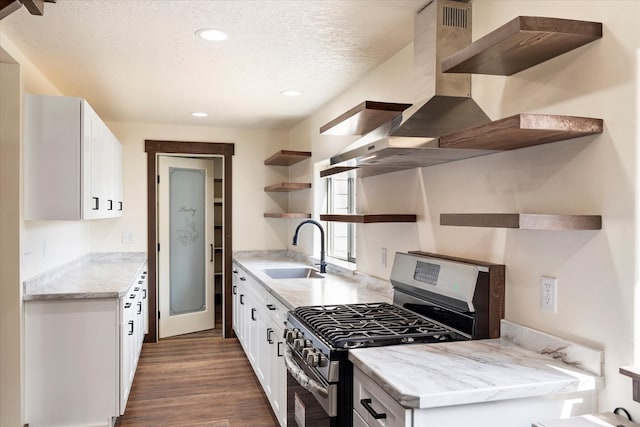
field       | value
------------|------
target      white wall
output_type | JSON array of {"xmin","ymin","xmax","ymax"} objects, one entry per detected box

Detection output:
[
  {"xmin": 289, "ymin": 0, "xmax": 639, "ymax": 417},
  {"xmin": 0, "ymin": 31, "xmax": 92, "ymax": 281}
]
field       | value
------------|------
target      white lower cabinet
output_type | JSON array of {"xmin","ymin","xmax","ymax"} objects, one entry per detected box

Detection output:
[
  {"xmin": 25, "ymin": 267, "xmax": 148, "ymax": 427},
  {"xmin": 232, "ymin": 262, "xmax": 287, "ymax": 426},
  {"xmin": 354, "ymin": 365, "xmax": 597, "ymax": 427}
]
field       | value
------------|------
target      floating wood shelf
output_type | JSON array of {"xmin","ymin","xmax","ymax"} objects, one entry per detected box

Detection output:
[
  {"xmin": 320, "ymin": 214, "xmax": 417, "ymax": 224},
  {"xmin": 264, "ymin": 150, "xmax": 312, "ymax": 166},
  {"xmin": 264, "ymin": 182, "xmax": 311, "ymax": 192},
  {"xmin": 441, "ymin": 16, "xmax": 602, "ymax": 76},
  {"xmin": 439, "ymin": 114, "xmax": 603, "ymax": 151},
  {"xmin": 264, "ymin": 213, "xmax": 312, "ymax": 219},
  {"xmin": 440, "ymin": 213, "xmax": 602, "ymax": 230},
  {"xmin": 320, "ymin": 101, "xmax": 412, "ymax": 136},
  {"xmin": 620, "ymin": 366, "xmax": 640, "ymax": 403}
]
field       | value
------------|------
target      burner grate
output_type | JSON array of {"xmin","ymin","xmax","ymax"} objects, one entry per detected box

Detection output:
[{"xmin": 293, "ymin": 303, "xmax": 457, "ymax": 348}]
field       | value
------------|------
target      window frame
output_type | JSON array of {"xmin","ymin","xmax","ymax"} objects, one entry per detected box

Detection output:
[{"xmin": 325, "ymin": 175, "xmax": 356, "ymax": 264}]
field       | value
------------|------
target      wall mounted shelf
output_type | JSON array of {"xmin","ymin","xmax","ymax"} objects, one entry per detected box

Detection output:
[
  {"xmin": 439, "ymin": 114, "xmax": 603, "ymax": 151},
  {"xmin": 320, "ymin": 101, "xmax": 411, "ymax": 136},
  {"xmin": 264, "ymin": 182, "xmax": 311, "ymax": 192},
  {"xmin": 264, "ymin": 150, "xmax": 312, "ymax": 218},
  {"xmin": 620, "ymin": 366, "xmax": 640, "ymax": 403},
  {"xmin": 264, "ymin": 150, "xmax": 311, "ymax": 166},
  {"xmin": 320, "ymin": 166, "xmax": 358, "ymax": 178},
  {"xmin": 441, "ymin": 16, "xmax": 602, "ymax": 76},
  {"xmin": 320, "ymin": 214, "xmax": 417, "ymax": 224},
  {"xmin": 440, "ymin": 213, "xmax": 602, "ymax": 230},
  {"xmin": 264, "ymin": 213, "xmax": 311, "ymax": 219}
]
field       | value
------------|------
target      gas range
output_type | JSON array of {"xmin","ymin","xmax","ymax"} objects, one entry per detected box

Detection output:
[{"xmin": 283, "ymin": 251, "xmax": 505, "ymax": 427}]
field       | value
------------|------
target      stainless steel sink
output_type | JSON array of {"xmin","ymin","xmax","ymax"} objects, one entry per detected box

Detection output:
[{"xmin": 263, "ymin": 267, "xmax": 324, "ymax": 279}]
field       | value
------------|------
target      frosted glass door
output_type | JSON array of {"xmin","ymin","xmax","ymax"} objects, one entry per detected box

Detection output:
[
  {"xmin": 158, "ymin": 156, "xmax": 214, "ymax": 338},
  {"xmin": 169, "ymin": 167, "xmax": 205, "ymax": 315}
]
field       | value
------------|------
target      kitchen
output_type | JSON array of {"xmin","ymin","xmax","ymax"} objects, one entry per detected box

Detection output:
[{"xmin": 0, "ymin": 0, "xmax": 638, "ymax": 426}]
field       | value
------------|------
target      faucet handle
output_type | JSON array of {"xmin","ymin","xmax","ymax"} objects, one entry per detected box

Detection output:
[{"xmin": 315, "ymin": 261, "xmax": 328, "ymax": 274}]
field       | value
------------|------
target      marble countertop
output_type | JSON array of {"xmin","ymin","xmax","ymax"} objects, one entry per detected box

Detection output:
[
  {"xmin": 24, "ymin": 252, "xmax": 147, "ymax": 300},
  {"xmin": 233, "ymin": 250, "xmax": 393, "ymax": 309},
  {"xmin": 234, "ymin": 251, "xmax": 603, "ymax": 411},
  {"xmin": 349, "ymin": 320, "xmax": 603, "ymax": 409}
]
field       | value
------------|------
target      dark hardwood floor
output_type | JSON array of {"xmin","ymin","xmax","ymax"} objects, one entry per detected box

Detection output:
[{"xmin": 116, "ymin": 314, "xmax": 279, "ymax": 427}]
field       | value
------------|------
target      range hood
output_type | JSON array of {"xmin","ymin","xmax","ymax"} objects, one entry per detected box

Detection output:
[{"xmin": 328, "ymin": 0, "xmax": 495, "ymax": 177}]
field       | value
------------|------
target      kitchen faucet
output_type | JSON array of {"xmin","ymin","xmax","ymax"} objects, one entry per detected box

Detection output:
[{"xmin": 292, "ymin": 219, "xmax": 327, "ymax": 274}]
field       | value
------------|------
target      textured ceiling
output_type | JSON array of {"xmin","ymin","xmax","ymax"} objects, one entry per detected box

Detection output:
[{"xmin": 0, "ymin": 0, "xmax": 426, "ymax": 129}]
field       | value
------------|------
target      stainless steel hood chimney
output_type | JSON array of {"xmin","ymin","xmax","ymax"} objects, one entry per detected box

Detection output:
[
  {"xmin": 392, "ymin": 0, "xmax": 489, "ymax": 138},
  {"xmin": 327, "ymin": 0, "xmax": 495, "ymax": 177}
]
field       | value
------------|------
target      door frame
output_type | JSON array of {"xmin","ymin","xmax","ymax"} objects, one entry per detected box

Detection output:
[{"xmin": 145, "ymin": 140, "xmax": 234, "ymax": 341}]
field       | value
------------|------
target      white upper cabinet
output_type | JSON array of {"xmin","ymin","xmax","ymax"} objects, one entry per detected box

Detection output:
[{"xmin": 24, "ymin": 94, "xmax": 123, "ymax": 220}]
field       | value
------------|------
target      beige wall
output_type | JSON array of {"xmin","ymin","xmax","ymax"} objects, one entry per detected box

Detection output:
[
  {"xmin": 289, "ymin": 0, "xmax": 639, "ymax": 416},
  {"xmin": 89, "ymin": 122, "xmax": 290, "ymax": 253}
]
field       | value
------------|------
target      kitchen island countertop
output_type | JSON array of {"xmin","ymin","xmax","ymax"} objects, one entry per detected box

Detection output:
[
  {"xmin": 23, "ymin": 252, "xmax": 147, "ymax": 300},
  {"xmin": 349, "ymin": 324, "xmax": 603, "ymax": 409}
]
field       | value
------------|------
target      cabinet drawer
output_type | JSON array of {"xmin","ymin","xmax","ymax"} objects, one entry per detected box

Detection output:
[
  {"xmin": 353, "ymin": 367, "xmax": 410, "ymax": 427},
  {"xmin": 265, "ymin": 293, "xmax": 288, "ymax": 326}
]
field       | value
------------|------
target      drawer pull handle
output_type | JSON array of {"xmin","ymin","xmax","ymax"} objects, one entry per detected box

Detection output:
[
  {"xmin": 142, "ymin": 289, "xmax": 147, "ymax": 299},
  {"xmin": 277, "ymin": 342, "xmax": 283, "ymax": 357},
  {"xmin": 267, "ymin": 328, "xmax": 274, "ymax": 344},
  {"xmin": 251, "ymin": 308, "xmax": 256, "ymax": 321},
  {"xmin": 266, "ymin": 304, "xmax": 276, "ymax": 311},
  {"xmin": 239, "ymin": 277, "xmax": 246, "ymax": 281},
  {"xmin": 240, "ymin": 294, "xmax": 245, "ymax": 305},
  {"xmin": 128, "ymin": 320, "xmax": 134, "ymax": 335},
  {"xmin": 360, "ymin": 398, "xmax": 387, "ymax": 420},
  {"xmin": 232, "ymin": 285, "xmax": 237, "ymax": 295}
]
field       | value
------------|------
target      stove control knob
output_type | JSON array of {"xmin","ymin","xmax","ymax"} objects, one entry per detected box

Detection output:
[
  {"xmin": 302, "ymin": 347, "xmax": 314, "ymax": 359},
  {"xmin": 285, "ymin": 329, "xmax": 301, "ymax": 343},
  {"xmin": 306, "ymin": 351, "xmax": 320, "ymax": 367},
  {"xmin": 304, "ymin": 339, "xmax": 312, "ymax": 348},
  {"xmin": 317, "ymin": 352, "xmax": 328, "ymax": 368},
  {"xmin": 293, "ymin": 338, "xmax": 305, "ymax": 351}
]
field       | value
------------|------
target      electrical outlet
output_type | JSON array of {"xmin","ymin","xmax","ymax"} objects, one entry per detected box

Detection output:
[
  {"xmin": 541, "ymin": 276, "xmax": 558, "ymax": 313},
  {"xmin": 121, "ymin": 232, "xmax": 134, "ymax": 244}
]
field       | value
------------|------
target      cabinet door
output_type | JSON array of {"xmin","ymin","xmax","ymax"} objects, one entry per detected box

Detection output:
[
  {"xmin": 268, "ymin": 321, "xmax": 287, "ymax": 426},
  {"xmin": 25, "ymin": 299, "xmax": 120, "ymax": 425},
  {"xmin": 140, "ymin": 270, "xmax": 149, "ymax": 335},
  {"xmin": 24, "ymin": 95, "xmax": 83, "ymax": 220},
  {"xmin": 247, "ymin": 282, "xmax": 268, "ymax": 386},
  {"xmin": 82, "ymin": 99, "xmax": 103, "ymax": 219}
]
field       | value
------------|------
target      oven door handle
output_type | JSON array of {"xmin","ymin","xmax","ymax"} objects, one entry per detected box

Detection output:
[{"xmin": 283, "ymin": 345, "xmax": 329, "ymax": 399}]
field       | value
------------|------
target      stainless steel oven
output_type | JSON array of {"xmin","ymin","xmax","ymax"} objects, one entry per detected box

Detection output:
[{"xmin": 282, "ymin": 251, "xmax": 505, "ymax": 427}]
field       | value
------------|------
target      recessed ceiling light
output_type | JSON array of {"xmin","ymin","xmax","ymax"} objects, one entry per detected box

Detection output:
[
  {"xmin": 196, "ymin": 28, "xmax": 229, "ymax": 41},
  {"xmin": 192, "ymin": 112, "xmax": 208, "ymax": 117},
  {"xmin": 281, "ymin": 90, "xmax": 302, "ymax": 97}
]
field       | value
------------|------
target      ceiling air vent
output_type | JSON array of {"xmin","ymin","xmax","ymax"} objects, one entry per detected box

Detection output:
[{"xmin": 443, "ymin": 6, "xmax": 468, "ymax": 28}]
